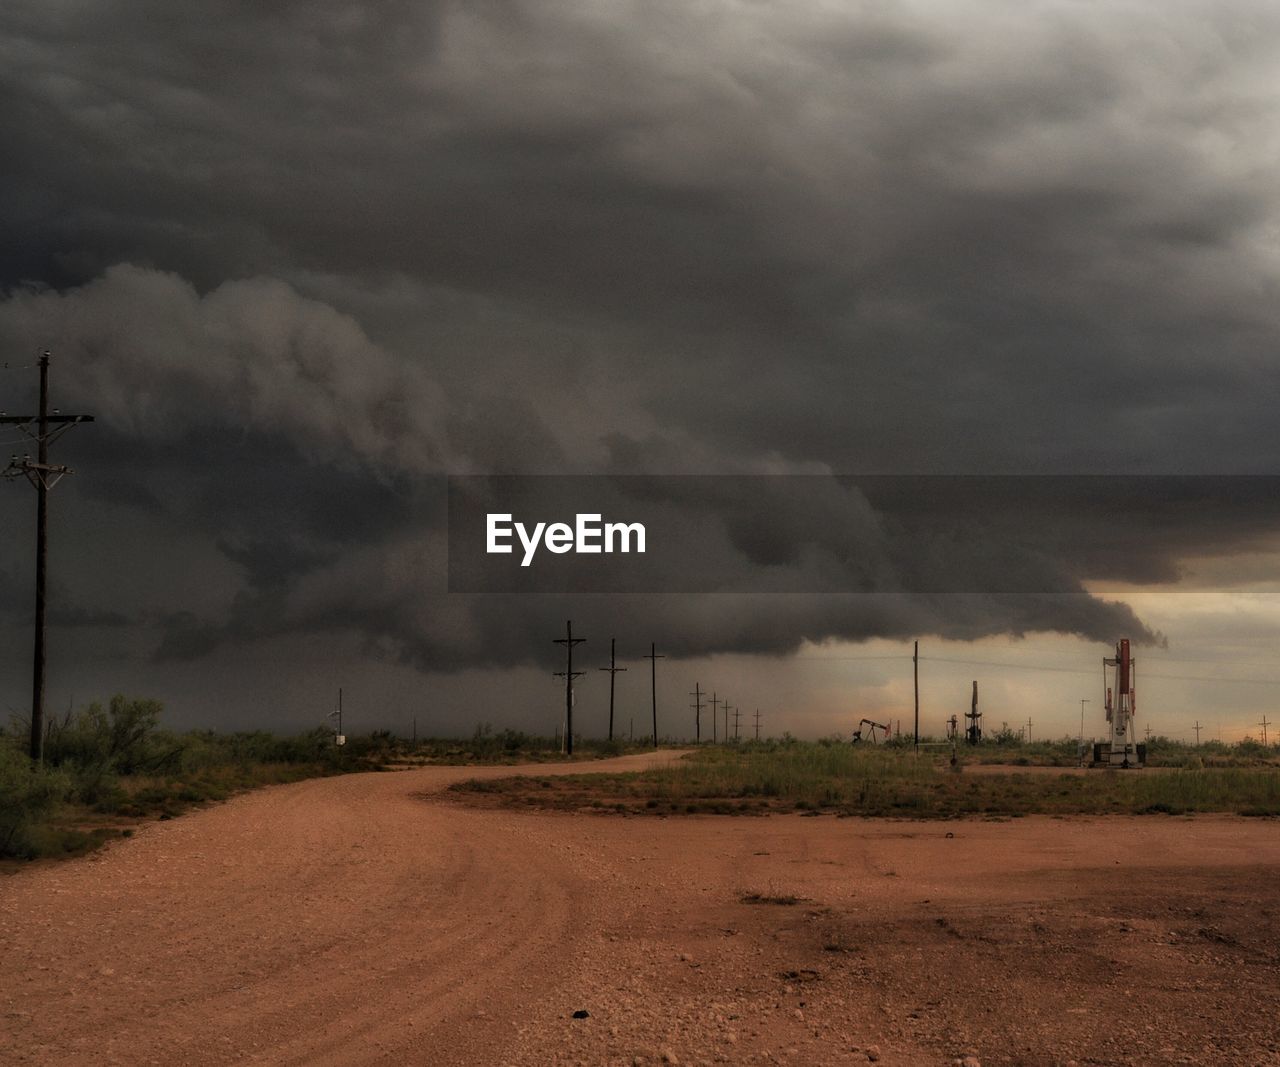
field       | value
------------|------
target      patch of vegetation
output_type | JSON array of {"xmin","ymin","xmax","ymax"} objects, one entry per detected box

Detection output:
[
  {"xmin": 450, "ymin": 739, "xmax": 1280, "ymax": 819},
  {"xmin": 383, "ymin": 722, "xmax": 651, "ymax": 765},
  {"xmin": 915, "ymin": 731, "xmax": 1280, "ymax": 769},
  {"xmin": 3, "ymin": 702, "xmax": 662, "ymax": 863},
  {"xmin": 1, "ymin": 697, "xmax": 376, "ymax": 862}
]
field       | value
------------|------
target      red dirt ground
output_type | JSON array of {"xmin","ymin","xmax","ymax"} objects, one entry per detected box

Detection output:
[{"xmin": 3, "ymin": 752, "xmax": 1278, "ymax": 1066}]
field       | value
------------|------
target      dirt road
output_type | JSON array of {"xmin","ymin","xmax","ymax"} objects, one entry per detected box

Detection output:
[{"xmin": 3, "ymin": 754, "xmax": 1279, "ymax": 1066}]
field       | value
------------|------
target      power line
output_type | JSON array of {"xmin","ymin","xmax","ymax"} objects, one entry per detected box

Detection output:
[{"xmin": 920, "ymin": 653, "xmax": 1280, "ymax": 687}]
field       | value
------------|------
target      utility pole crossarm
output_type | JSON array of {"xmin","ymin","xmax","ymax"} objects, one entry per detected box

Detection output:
[
  {"xmin": 1, "ymin": 414, "xmax": 95, "ymax": 454},
  {"xmin": 0, "ymin": 414, "xmax": 96, "ymax": 423}
]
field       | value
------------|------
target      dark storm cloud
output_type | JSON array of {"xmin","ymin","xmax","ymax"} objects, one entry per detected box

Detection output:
[
  {"xmin": 0, "ymin": 565, "xmax": 129, "ymax": 628},
  {"xmin": 3, "ymin": 2, "xmax": 1280, "ymax": 697}
]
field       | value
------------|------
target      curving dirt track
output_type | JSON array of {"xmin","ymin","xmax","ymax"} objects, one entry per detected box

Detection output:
[{"xmin": 3, "ymin": 754, "xmax": 1280, "ymax": 1066}]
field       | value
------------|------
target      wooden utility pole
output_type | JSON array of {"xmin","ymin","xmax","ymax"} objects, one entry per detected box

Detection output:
[
  {"xmin": 913, "ymin": 640, "xmax": 919, "ymax": 756},
  {"xmin": 328, "ymin": 687, "xmax": 343, "ymax": 743},
  {"xmin": 598, "ymin": 638, "xmax": 627, "ymax": 741},
  {"xmin": 2, "ymin": 351, "xmax": 94, "ymax": 762},
  {"xmin": 1079, "ymin": 698, "xmax": 1090, "ymax": 766},
  {"xmin": 553, "ymin": 621, "xmax": 586, "ymax": 755},
  {"xmin": 1025, "ymin": 717, "xmax": 1033, "ymax": 744},
  {"xmin": 1193, "ymin": 720, "xmax": 1202, "ymax": 745},
  {"xmin": 709, "ymin": 692, "xmax": 720, "ymax": 743},
  {"xmin": 754, "ymin": 708, "xmax": 761, "ymax": 741},
  {"xmin": 643, "ymin": 643, "xmax": 664, "ymax": 748},
  {"xmin": 721, "ymin": 698, "xmax": 730, "ymax": 744},
  {"xmin": 689, "ymin": 683, "xmax": 705, "ymax": 743},
  {"xmin": 1260, "ymin": 716, "xmax": 1272, "ymax": 747},
  {"xmin": 733, "ymin": 706, "xmax": 741, "ymax": 741}
]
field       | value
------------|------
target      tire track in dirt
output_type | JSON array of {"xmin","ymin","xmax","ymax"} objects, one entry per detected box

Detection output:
[
  {"xmin": 7, "ymin": 761, "xmax": 1280, "ymax": 1065},
  {"xmin": 0, "ymin": 752, "xmax": 679, "ymax": 1066}
]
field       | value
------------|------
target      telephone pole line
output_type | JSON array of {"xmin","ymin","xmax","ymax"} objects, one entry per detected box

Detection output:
[
  {"xmin": 553, "ymin": 620, "xmax": 586, "ymax": 755},
  {"xmin": 709, "ymin": 692, "xmax": 720, "ymax": 743},
  {"xmin": 754, "ymin": 708, "xmax": 761, "ymax": 741},
  {"xmin": 721, "ymin": 697, "xmax": 731, "ymax": 744},
  {"xmin": 1260, "ymin": 716, "xmax": 1272, "ymax": 747},
  {"xmin": 733, "ymin": 706, "xmax": 741, "ymax": 741},
  {"xmin": 598, "ymin": 637, "xmax": 627, "ymax": 741},
  {"xmin": 2, "ymin": 350, "xmax": 95, "ymax": 762},
  {"xmin": 689, "ymin": 682, "xmax": 705, "ymax": 743},
  {"xmin": 1025, "ymin": 717, "xmax": 1033, "ymax": 744},
  {"xmin": 643, "ymin": 643, "xmax": 664, "ymax": 749},
  {"xmin": 1193, "ymin": 720, "xmax": 1202, "ymax": 745}
]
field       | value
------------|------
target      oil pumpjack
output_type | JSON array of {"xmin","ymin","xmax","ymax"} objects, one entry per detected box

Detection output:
[{"xmin": 1098, "ymin": 638, "xmax": 1143, "ymax": 768}]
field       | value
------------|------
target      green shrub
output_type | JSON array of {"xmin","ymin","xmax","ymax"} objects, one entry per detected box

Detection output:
[{"xmin": 0, "ymin": 739, "xmax": 72, "ymax": 858}]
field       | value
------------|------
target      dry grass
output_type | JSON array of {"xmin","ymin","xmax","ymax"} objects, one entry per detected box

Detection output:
[{"xmin": 451, "ymin": 741, "xmax": 1280, "ymax": 818}]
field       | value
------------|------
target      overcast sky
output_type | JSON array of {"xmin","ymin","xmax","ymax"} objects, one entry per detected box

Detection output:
[{"xmin": 2, "ymin": 0, "xmax": 1280, "ymax": 741}]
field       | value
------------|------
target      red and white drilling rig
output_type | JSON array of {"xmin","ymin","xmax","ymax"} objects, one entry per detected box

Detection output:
[{"xmin": 1097, "ymin": 638, "xmax": 1144, "ymax": 768}]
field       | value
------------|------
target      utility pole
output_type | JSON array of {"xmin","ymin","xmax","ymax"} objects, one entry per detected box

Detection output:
[
  {"xmin": 1025, "ymin": 717, "xmax": 1033, "ymax": 744},
  {"xmin": 598, "ymin": 638, "xmax": 627, "ymax": 741},
  {"xmin": 1193, "ymin": 720, "xmax": 1202, "ymax": 746},
  {"xmin": 722, "ymin": 698, "xmax": 730, "ymax": 744},
  {"xmin": 2, "ymin": 351, "xmax": 94, "ymax": 762},
  {"xmin": 1079, "ymin": 698, "xmax": 1090, "ymax": 766},
  {"xmin": 553, "ymin": 621, "xmax": 586, "ymax": 756},
  {"xmin": 754, "ymin": 708, "xmax": 761, "ymax": 741},
  {"xmin": 328, "ymin": 687, "xmax": 344, "ymax": 744},
  {"xmin": 1144, "ymin": 722, "xmax": 1152, "ymax": 742},
  {"xmin": 733, "ymin": 706, "xmax": 741, "ymax": 741},
  {"xmin": 709, "ymin": 692, "xmax": 720, "ymax": 743},
  {"xmin": 1260, "ymin": 716, "xmax": 1272, "ymax": 747},
  {"xmin": 689, "ymin": 683, "xmax": 705, "ymax": 743},
  {"xmin": 913, "ymin": 640, "xmax": 919, "ymax": 756},
  {"xmin": 643, "ymin": 643, "xmax": 664, "ymax": 749}
]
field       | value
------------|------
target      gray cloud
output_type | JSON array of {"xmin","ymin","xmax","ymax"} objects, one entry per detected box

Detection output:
[{"xmin": 3, "ymin": 2, "xmax": 1280, "ymax": 727}]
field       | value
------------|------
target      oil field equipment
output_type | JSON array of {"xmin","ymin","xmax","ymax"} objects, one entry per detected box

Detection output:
[
  {"xmin": 1094, "ymin": 639, "xmax": 1144, "ymax": 768},
  {"xmin": 852, "ymin": 718, "xmax": 890, "ymax": 743},
  {"xmin": 965, "ymin": 680, "xmax": 983, "ymax": 744},
  {"xmin": 945, "ymin": 714, "xmax": 959, "ymax": 741}
]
